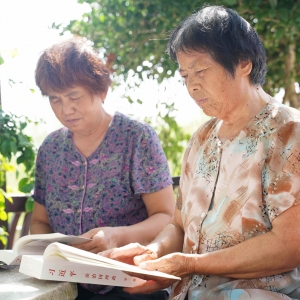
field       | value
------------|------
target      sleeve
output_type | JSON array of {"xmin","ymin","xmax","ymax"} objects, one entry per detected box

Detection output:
[
  {"xmin": 176, "ymin": 120, "xmax": 212, "ymax": 210},
  {"xmin": 176, "ymin": 134, "xmax": 195, "ymax": 210},
  {"xmin": 265, "ymin": 121, "xmax": 300, "ymax": 223},
  {"xmin": 130, "ymin": 123, "xmax": 173, "ymax": 195},
  {"xmin": 33, "ymin": 145, "xmax": 47, "ymax": 206}
]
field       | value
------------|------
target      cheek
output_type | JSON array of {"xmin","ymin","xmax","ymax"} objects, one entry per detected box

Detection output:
[
  {"xmin": 50, "ymin": 104, "xmax": 64, "ymax": 119},
  {"xmin": 50, "ymin": 104, "xmax": 59, "ymax": 114}
]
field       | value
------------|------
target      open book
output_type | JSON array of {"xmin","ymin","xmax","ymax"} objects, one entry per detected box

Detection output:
[
  {"xmin": 19, "ymin": 242, "xmax": 181, "ymax": 287},
  {"xmin": 0, "ymin": 233, "xmax": 91, "ymax": 266}
]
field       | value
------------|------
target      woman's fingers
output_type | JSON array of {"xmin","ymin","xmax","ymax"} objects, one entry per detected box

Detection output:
[
  {"xmin": 70, "ymin": 240, "xmax": 94, "ymax": 251},
  {"xmin": 133, "ymin": 252, "xmax": 157, "ymax": 265},
  {"xmin": 98, "ymin": 248, "xmax": 114, "ymax": 258},
  {"xmin": 98, "ymin": 243, "xmax": 158, "ymax": 265},
  {"xmin": 109, "ymin": 243, "xmax": 150, "ymax": 259}
]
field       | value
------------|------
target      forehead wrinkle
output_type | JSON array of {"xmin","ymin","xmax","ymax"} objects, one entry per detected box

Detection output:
[
  {"xmin": 187, "ymin": 60, "xmax": 197, "ymax": 69},
  {"xmin": 178, "ymin": 59, "xmax": 198, "ymax": 73}
]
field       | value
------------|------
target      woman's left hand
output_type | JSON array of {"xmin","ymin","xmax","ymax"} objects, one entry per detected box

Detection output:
[
  {"xmin": 122, "ymin": 252, "xmax": 193, "ymax": 294},
  {"xmin": 71, "ymin": 227, "xmax": 123, "ymax": 253}
]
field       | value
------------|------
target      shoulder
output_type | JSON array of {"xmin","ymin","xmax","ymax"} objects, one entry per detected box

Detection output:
[
  {"xmin": 112, "ymin": 112, "xmax": 158, "ymax": 139},
  {"xmin": 268, "ymin": 99, "xmax": 300, "ymax": 120},
  {"xmin": 38, "ymin": 127, "xmax": 71, "ymax": 152},
  {"xmin": 267, "ymin": 100, "xmax": 300, "ymax": 136}
]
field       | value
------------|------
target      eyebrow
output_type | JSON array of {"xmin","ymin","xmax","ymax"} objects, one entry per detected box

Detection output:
[
  {"xmin": 63, "ymin": 90, "xmax": 80, "ymax": 97},
  {"xmin": 178, "ymin": 61, "xmax": 198, "ymax": 73},
  {"xmin": 48, "ymin": 95, "xmax": 58, "ymax": 101},
  {"xmin": 48, "ymin": 90, "xmax": 80, "ymax": 100}
]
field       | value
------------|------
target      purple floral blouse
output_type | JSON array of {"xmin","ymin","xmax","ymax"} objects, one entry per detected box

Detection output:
[{"xmin": 34, "ymin": 112, "xmax": 172, "ymax": 236}]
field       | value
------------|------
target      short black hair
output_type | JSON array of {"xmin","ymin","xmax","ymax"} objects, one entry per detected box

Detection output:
[{"xmin": 167, "ymin": 5, "xmax": 267, "ymax": 85}]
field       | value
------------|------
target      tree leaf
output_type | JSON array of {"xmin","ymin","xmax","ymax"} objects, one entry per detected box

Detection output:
[
  {"xmin": 19, "ymin": 182, "xmax": 34, "ymax": 193},
  {"xmin": 0, "ymin": 210, "xmax": 7, "ymax": 221},
  {"xmin": 269, "ymin": 0, "xmax": 277, "ymax": 8},
  {"xmin": 9, "ymin": 141, "xmax": 18, "ymax": 154},
  {"xmin": 25, "ymin": 197, "xmax": 34, "ymax": 212}
]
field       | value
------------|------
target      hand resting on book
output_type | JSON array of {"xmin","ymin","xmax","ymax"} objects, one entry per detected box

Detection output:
[
  {"xmin": 99, "ymin": 242, "xmax": 187, "ymax": 295},
  {"xmin": 70, "ymin": 227, "xmax": 126, "ymax": 254}
]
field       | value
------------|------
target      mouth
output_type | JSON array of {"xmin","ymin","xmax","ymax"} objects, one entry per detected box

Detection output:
[
  {"xmin": 195, "ymin": 98, "xmax": 208, "ymax": 106},
  {"xmin": 65, "ymin": 119, "xmax": 80, "ymax": 125}
]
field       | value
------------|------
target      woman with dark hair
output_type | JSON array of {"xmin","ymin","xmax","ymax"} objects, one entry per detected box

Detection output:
[
  {"xmin": 100, "ymin": 6, "xmax": 300, "ymax": 300},
  {"xmin": 30, "ymin": 37, "xmax": 175, "ymax": 300}
]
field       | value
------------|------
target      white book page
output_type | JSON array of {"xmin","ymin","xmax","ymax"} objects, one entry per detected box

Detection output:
[
  {"xmin": 44, "ymin": 243, "xmax": 180, "ymax": 280},
  {"xmin": 14, "ymin": 233, "xmax": 91, "ymax": 255},
  {"xmin": 0, "ymin": 249, "xmax": 23, "ymax": 266}
]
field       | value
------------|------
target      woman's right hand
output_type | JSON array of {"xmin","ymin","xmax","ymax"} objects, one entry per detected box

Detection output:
[{"xmin": 99, "ymin": 242, "xmax": 158, "ymax": 266}]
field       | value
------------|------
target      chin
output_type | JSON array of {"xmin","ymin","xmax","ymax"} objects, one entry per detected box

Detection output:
[{"xmin": 202, "ymin": 109, "xmax": 217, "ymax": 118}]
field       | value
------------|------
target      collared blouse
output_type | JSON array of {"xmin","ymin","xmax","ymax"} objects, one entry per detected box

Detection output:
[{"xmin": 173, "ymin": 99, "xmax": 300, "ymax": 300}]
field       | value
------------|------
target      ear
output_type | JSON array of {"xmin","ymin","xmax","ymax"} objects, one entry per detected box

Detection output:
[
  {"xmin": 100, "ymin": 89, "xmax": 108, "ymax": 103},
  {"xmin": 238, "ymin": 60, "xmax": 252, "ymax": 77}
]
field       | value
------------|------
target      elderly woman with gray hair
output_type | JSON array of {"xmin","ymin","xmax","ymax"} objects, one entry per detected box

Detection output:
[{"xmin": 100, "ymin": 6, "xmax": 300, "ymax": 300}]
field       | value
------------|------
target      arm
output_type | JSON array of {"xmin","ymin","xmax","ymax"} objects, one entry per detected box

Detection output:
[
  {"xmin": 75, "ymin": 184, "xmax": 175, "ymax": 253},
  {"xmin": 115, "ymin": 204, "xmax": 300, "ymax": 295},
  {"xmin": 103, "ymin": 206, "xmax": 184, "ymax": 263},
  {"xmin": 30, "ymin": 202, "xmax": 54, "ymax": 234},
  {"xmin": 30, "ymin": 144, "xmax": 53, "ymax": 234},
  {"xmin": 122, "ymin": 184, "xmax": 175, "ymax": 246},
  {"xmin": 139, "ymin": 206, "xmax": 185, "ymax": 259},
  {"xmin": 188, "ymin": 203, "xmax": 300, "ymax": 278}
]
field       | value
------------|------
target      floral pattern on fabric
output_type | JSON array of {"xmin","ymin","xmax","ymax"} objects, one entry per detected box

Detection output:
[
  {"xmin": 34, "ymin": 112, "xmax": 172, "ymax": 294},
  {"xmin": 172, "ymin": 99, "xmax": 300, "ymax": 300}
]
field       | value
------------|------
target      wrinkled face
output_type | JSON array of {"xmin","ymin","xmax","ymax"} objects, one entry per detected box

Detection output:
[
  {"xmin": 177, "ymin": 50, "xmax": 244, "ymax": 120},
  {"xmin": 47, "ymin": 86, "xmax": 106, "ymax": 133}
]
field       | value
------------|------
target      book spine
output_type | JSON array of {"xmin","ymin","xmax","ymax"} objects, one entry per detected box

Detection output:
[
  {"xmin": 20, "ymin": 256, "xmax": 145, "ymax": 287},
  {"xmin": 42, "ymin": 262, "xmax": 145, "ymax": 287}
]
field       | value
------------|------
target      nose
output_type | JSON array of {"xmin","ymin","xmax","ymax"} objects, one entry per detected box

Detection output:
[
  {"xmin": 62, "ymin": 99, "xmax": 75, "ymax": 115},
  {"xmin": 186, "ymin": 76, "xmax": 200, "ymax": 93}
]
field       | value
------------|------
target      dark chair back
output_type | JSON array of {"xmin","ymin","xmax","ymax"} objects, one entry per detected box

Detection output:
[
  {"xmin": 0, "ymin": 195, "xmax": 32, "ymax": 249},
  {"xmin": 172, "ymin": 176, "xmax": 180, "ymax": 189},
  {"xmin": 172, "ymin": 176, "xmax": 180, "ymax": 200}
]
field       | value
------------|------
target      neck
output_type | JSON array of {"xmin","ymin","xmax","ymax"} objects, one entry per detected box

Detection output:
[
  {"xmin": 73, "ymin": 111, "xmax": 112, "ymax": 158},
  {"xmin": 75, "ymin": 111, "xmax": 112, "ymax": 140},
  {"xmin": 218, "ymin": 86, "xmax": 270, "ymax": 142},
  {"xmin": 223, "ymin": 87, "xmax": 268, "ymax": 124}
]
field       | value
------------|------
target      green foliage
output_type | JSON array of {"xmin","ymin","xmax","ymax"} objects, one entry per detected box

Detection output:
[
  {"xmin": 63, "ymin": 0, "xmax": 300, "ymax": 97},
  {"xmin": 234, "ymin": 0, "xmax": 300, "ymax": 99},
  {"xmin": 0, "ymin": 109, "xmax": 37, "ymax": 245},
  {"xmin": 63, "ymin": 0, "xmax": 195, "ymax": 84},
  {"xmin": 145, "ymin": 102, "xmax": 190, "ymax": 176},
  {"xmin": 0, "ymin": 110, "xmax": 36, "ymax": 175}
]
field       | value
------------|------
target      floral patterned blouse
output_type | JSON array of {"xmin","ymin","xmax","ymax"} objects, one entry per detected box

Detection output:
[
  {"xmin": 34, "ymin": 111, "xmax": 172, "ymax": 234},
  {"xmin": 172, "ymin": 99, "xmax": 300, "ymax": 300},
  {"xmin": 34, "ymin": 112, "xmax": 172, "ymax": 294}
]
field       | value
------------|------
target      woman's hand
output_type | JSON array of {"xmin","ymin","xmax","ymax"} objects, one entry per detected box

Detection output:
[
  {"xmin": 99, "ymin": 243, "xmax": 193, "ymax": 295},
  {"xmin": 99, "ymin": 242, "xmax": 158, "ymax": 265},
  {"xmin": 71, "ymin": 227, "xmax": 125, "ymax": 253},
  {"xmin": 121, "ymin": 252, "xmax": 192, "ymax": 294}
]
